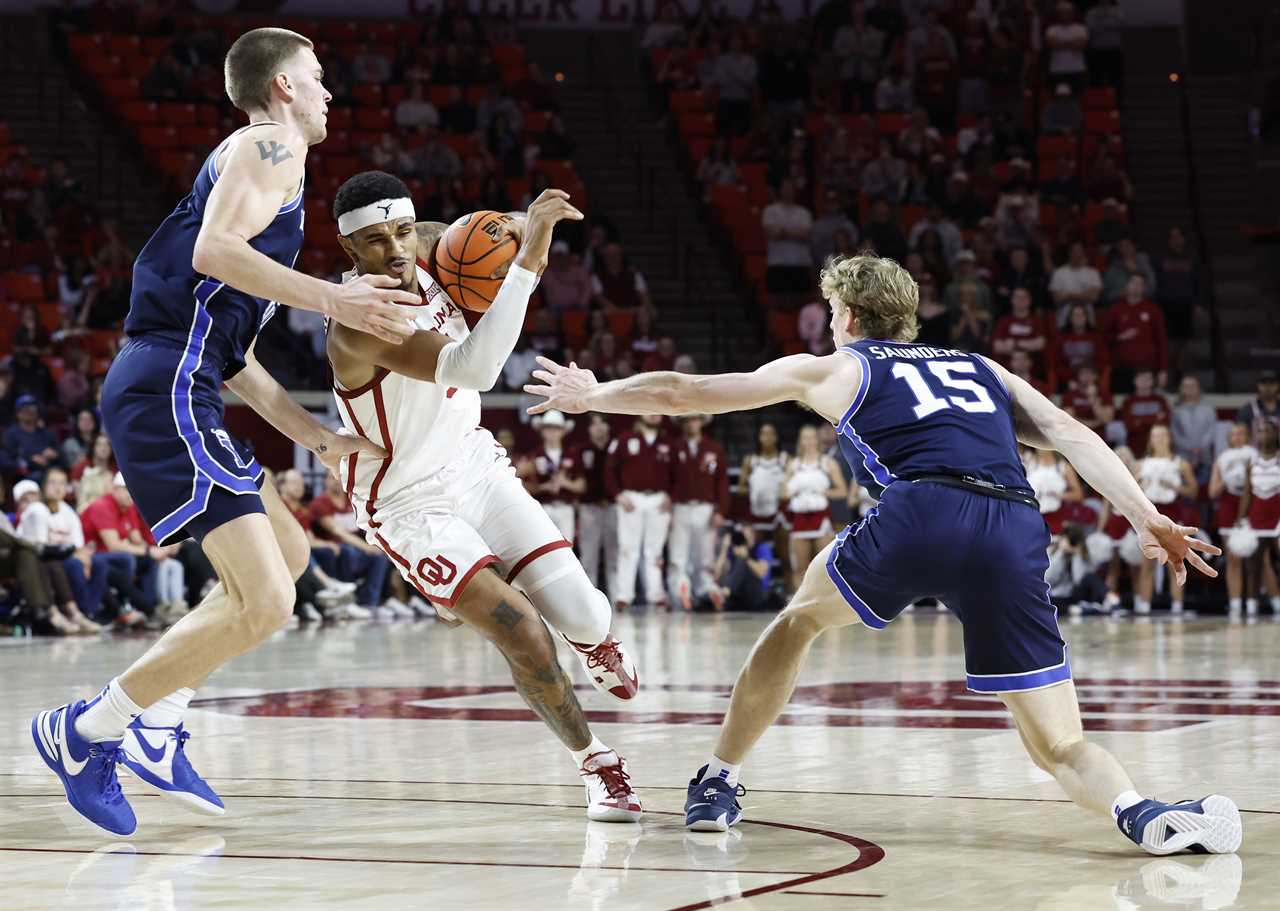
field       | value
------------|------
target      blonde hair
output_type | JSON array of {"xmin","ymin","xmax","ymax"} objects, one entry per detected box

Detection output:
[
  {"xmin": 819, "ymin": 254, "xmax": 919, "ymax": 342},
  {"xmin": 224, "ymin": 28, "xmax": 313, "ymax": 113}
]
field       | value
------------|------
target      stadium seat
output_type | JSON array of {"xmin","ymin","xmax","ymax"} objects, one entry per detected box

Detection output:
[
  {"xmin": 160, "ymin": 103, "xmax": 199, "ymax": 126},
  {"xmin": 106, "ymin": 34, "xmax": 141, "ymax": 56},
  {"xmin": 139, "ymin": 126, "xmax": 182, "ymax": 150},
  {"xmin": 143, "ymin": 36, "xmax": 170, "ymax": 58},
  {"xmin": 121, "ymin": 101, "xmax": 160, "ymax": 125},
  {"xmin": 1084, "ymin": 109, "xmax": 1121, "ymax": 136},
  {"xmin": 80, "ymin": 54, "xmax": 123, "ymax": 77},
  {"xmin": 524, "ymin": 110, "xmax": 551, "ymax": 135},
  {"xmin": 1037, "ymin": 134, "xmax": 1078, "ymax": 163},
  {"xmin": 99, "ymin": 78, "xmax": 140, "ymax": 103},
  {"xmin": 352, "ymin": 84, "xmax": 384, "ymax": 107},
  {"xmin": 677, "ymin": 112, "xmax": 715, "ymax": 140},
  {"xmin": 1083, "ymin": 86, "xmax": 1117, "ymax": 111},
  {"xmin": 901, "ymin": 205, "xmax": 928, "ymax": 232},
  {"xmin": 709, "ymin": 183, "xmax": 748, "ymax": 214},
  {"xmin": 327, "ymin": 107, "xmax": 354, "ymax": 130},
  {"xmin": 2, "ymin": 272, "xmax": 45, "ymax": 303},
  {"xmin": 537, "ymin": 159, "xmax": 578, "ymax": 188},
  {"xmin": 493, "ymin": 45, "xmax": 525, "ymax": 68},
  {"xmin": 179, "ymin": 126, "xmax": 221, "ymax": 152},
  {"xmin": 742, "ymin": 253, "xmax": 767, "ymax": 284},
  {"xmin": 122, "ymin": 56, "xmax": 152, "ymax": 79},
  {"xmin": 668, "ymin": 90, "xmax": 707, "ymax": 114},
  {"xmin": 355, "ymin": 108, "xmax": 393, "ymax": 130},
  {"xmin": 66, "ymin": 34, "xmax": 104, "ymax": 57},
  {"xmin": 875, "ymin": 112, "xmax": 910, "ymax": 135},
  {"xmin": 386, "ymin": 84, "xmax": 406, "ymax": 107},
  {"xmin": 767, "ymin": 310, "xmax": 800, "ymax": 343},
  {"xmin": 506, "ymin": 177, "xmax": 531, "ymax": 205}
]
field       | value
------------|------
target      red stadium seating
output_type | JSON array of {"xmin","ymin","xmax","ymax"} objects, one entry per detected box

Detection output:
[
  {"xmin": 2, "ymin": 272, "xmax": 46, "ymax": 303},
  {"xmin": 121, "ymin": 101, "xmax": 160, "ymax": 124},
  {"xmin": 1084, "ymin": 109, "xmax": 1121, "ymax": 136}
]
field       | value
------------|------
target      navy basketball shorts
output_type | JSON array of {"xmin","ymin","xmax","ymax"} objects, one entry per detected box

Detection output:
[
  {"xmin": 826, "ymin": 480, "xmax": 1069, "ymax": 694},
  {"xmin": 101, "ymin": 336, "xmax": 266, "ymax": 546}
]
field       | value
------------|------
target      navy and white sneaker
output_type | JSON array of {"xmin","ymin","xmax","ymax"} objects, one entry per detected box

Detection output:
[
  {"xmin": 30, "ymin": 700, "xmax": 137, "ymax": 836},
  {"xmin": 119, "ymin": 721, "xmax": 225, "ymax": 816},
  {"xmin": 685, "ymin": 765, "xmax": 745, "ymax": 832},
  {"xmin": 1116, "ymin": 795, "xmax": 1242, "ymax": 855}
]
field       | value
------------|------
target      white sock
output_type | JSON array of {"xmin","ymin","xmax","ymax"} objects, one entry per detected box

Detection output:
[
  {"xmin": 74, "ymin": 677, "xmax": 145, "ymax": 743},
  {"xmin": 1171, "ymin": 600, "xmax": 1184, "ymax": 612},
  {"xmin": 1271, "ymin": 596, "xmax": 1280, "ymax": 612},
  {"xmin": 571, "ymin": 735, "xmax": 612, "ymax": 768},
  {"xmin": 701, "ymin": 755, "xmax": 742, "ymax": 788},
  {"xmin": 1111, "ymin": 789, "xmax": 1144, "ymax": 821},
  {"xmin": 1134, "ymin": 598, "xmax": 1150, "ymax": 612},
  {"xmin": 1229, "ymin": 597, "xmax": 1242, "ymax": 611},
  {"xmin": 1246, "ymin": 598, "xmax": 1259, "ymax": 613},
  {"xmin": 140, "ymin": 687, "xmax": 195, "ymax": 729}
]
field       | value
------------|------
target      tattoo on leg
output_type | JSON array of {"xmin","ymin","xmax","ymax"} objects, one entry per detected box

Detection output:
[
  {"xmin": 504, "ymin": 620, "xmax": 591, "ymax": 749},
  {"xmin": 491, "ymin": 600, "xmax": 524, "ymax": 631}
]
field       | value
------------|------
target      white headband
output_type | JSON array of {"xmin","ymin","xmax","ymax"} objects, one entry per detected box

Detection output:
[{"xmin": 338, "ymin": 197, "xmax": 416, "ymax": 236}]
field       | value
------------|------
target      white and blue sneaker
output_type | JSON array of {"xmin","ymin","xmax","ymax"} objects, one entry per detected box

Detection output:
[
  {"xmin": 119, "ymin": 721, "xmax": 225, "ymax": 816},
  {"xmin": 31, "ymin": 700, "xmax": 137, "ymax": 836},
  {"xmin": 1116, "ymin": 795, "xmax": 1242, "ymax": 855},
  {"xmin": 685, "ymin": 766, "xmax": 745, "ymax": 832}
]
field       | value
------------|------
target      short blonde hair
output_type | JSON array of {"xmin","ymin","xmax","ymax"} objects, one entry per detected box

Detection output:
[
  {"xmin": 224, "ymin": 28, "xmax": 313, "ymax": 114},
  {"xmin": 819, "ymin": 254, "xmax": 919, "ymax": 342}
]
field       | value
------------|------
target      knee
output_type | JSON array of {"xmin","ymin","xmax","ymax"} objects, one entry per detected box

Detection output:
[
  {"xmin": 281, "ymin": 533, "xmax": 311, "ymax": 583},
  {"xmin": 233, "ymin": 570, "xmax": 296, "ymax": 638},
  {"xmin": 775, "ymin": 602, "xmax": 830, "ymax": 641}
]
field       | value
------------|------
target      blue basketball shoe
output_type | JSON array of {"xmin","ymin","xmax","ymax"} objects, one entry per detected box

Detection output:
[
  {"xmin": 1116, "ymin": 795, "xmax": 1242, "ymax": 855},
  {"xmin": 119, "ymin": 721, "xmax": 225, "ymax": 816},
  {"xmin": 31, "ymin": 700, "xmax": 137, "ymax": 836},
  {"xmin": 685, "ymin": 766, "xmax": 745, "ymax": 832}
]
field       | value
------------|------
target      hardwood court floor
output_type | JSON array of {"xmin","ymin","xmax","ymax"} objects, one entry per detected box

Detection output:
[{"xmin": 2, "ymin": 610, "xmax": 1278, "ymax": 910}]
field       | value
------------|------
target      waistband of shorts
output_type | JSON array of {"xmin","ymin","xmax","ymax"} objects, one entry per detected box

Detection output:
[{"xmin": 902, "ymin": 472, "xmax": 1040, "ymax": 509}]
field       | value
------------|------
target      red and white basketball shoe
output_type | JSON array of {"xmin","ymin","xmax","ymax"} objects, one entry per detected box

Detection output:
[
  {"xmin": 580, "ymin": 752, "xmax": 642, "ymax": 823},
  {"xmin": 563, "ymin": 633, "xmax": 639, "ymax": 701}
]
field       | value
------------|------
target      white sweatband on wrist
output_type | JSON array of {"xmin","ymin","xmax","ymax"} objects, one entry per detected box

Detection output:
[
  {"xmin": 434, "ymin": 263, "xmax": 540, "ymax": 391},
  {"xmin": 337, "ymin": 197, "xmax": 415, "ymax": 236}
]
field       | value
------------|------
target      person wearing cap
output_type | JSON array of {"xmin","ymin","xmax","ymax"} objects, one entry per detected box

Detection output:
[
  {"xmin": 0, "ymin": 503, "xmax": 60, "ymax": 635},
  {"xmin": 1237, "ymin": 371, "xmax": 1280, "ymax": 439},
  {"xmin": 907, "ymin": 204, "xmax": 962, "ymax": 266},
  {"xmin": 539, "ymin": 239, "xmax": 592, "ymax": 314},
  {"xmin": 1, "ymin": 395, "xmax": 62, "ymax": 483},
  {"xmin": 606, "ymin": 415, "xmax": 674, "ymax": 611},
  {"xmin": 943, "ymin": 249, "xmax": 993, "ymax": 315},
  {"xmin": 16, "ymin": 469, "xmax": 105, "ymax": 634},
  {"xmin": 667, "ymin": 413, "xmax": 729, "ymax": 611},
  {"xmin": 519, "ymin": 410, "xmax": 585, "ymax": 543}
]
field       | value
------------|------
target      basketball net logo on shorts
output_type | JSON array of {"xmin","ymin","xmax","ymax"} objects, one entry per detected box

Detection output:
[
  {"xmin": 416, "ymin": 555, "xmax": 457, "ymax": 587},
  {"xmin": 211, "ymin": 428, "xmax": 251, "ymax": 470}
]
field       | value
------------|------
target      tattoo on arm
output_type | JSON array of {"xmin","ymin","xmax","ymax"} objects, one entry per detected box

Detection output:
[
  {"xmin": 255, "ymin": 140, "xmax": 295, "ymax": 166},
  {"xmin": 491, "ymin": 600, "xmax": 525, "ymax": 631}
]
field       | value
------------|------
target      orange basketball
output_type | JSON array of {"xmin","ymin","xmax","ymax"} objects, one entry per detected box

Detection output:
[{"xmin": 433, "ymin": 210, "xmax": 518, "ymax": 312}]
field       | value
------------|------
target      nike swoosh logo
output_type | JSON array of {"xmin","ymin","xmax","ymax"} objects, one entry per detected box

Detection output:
[
  {"xmin": 131, "ymin": 729, "xmax": 170, "ymax": 764},
  {"xmin": 57, "ymin": 710, "xmax": 89, "ymax": 776}
]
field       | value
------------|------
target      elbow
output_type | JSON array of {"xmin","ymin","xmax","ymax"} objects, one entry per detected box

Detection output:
[{"xmin": 191, "ymin": 234, "xmax": 224, "ymax": 277}]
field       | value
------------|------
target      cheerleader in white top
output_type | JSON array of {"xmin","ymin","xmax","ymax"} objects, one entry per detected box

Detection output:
[
  {"xmin": 1134, "ymin": 425, "xmax": 1198, "ymax": 614},
  {"xmin": 1024, "ymin": 448, "xmax": 1088, "ymax": 534},
  {"xmin": 782, "ymin": 425, "xmax": 847, "ymax": 593},
  {"xmin": 1239, "ymin": 420, "xmax": 1280, "ymax": 614},
  {"xmin": 739, "ymin": 423, "xmax": 789, "ymax": 535},
  {"xmin": 1208, "ymin": 421, "xmax": 1257, "ymax": 614}
]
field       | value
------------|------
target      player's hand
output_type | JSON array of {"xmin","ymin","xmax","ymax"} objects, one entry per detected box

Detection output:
[
  {"xmin": 315, "ymin": 427, "xmax": 388, "ymax": 480},
  {"xmin": 618, "ymin": 493, "xmax": 635, "ymax": 512},
  {"xmin": 514, "ymin": 190, "xmax": 583, "ymax": 273},
  {"xmin": 1136, "ymin": 513, "xmax": 1221, "ymax": 586},
  {"xmin": 328, "ymin": 273, "xmax": 419, "ymax": 345},
  {"xmin": 525, "ymin": 356, "xmax": 596, "ymax": 415}
]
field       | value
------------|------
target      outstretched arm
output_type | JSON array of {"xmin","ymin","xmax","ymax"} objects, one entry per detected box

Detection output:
[
  {"xmin": 983, "ymin": 356, "xmax": 1219, "ymax": 583},
  {"xmin": 525, "ymin": 351, "xmax": 862, "ymax": 425}
]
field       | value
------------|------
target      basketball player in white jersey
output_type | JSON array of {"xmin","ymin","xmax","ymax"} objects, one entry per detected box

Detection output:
[{"xmin": 324, "ymin": 171, "xmax": 640, "ymax": 821}]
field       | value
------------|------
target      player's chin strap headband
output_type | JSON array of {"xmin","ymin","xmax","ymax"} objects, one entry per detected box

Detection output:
[{"xmin": 337, "ymin": 197, "xmax": 415, "ymax": 237}]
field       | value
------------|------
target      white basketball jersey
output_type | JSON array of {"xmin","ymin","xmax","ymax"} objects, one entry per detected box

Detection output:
[
  {"xmin": 332, "ymin": 263, "xmax": 482, "ymax": 527},
  {"xmin": 1215, "ymin": 445, "xmax": 1257, "ymax": 497},
  {"xmin": 1251, "ymin": 453, "xmax": 1280, "ymax": 500},
  {"xmin": 748, "ymin": 453, "xmax": 788, "ymax": 518},
  {"xmin": 1138, "ymin": 456, "xmax": 1182, "ymax": 504},
  {"xmin": 1026, "ymin": 459, "xmax": 1067, "ymax": 514}
]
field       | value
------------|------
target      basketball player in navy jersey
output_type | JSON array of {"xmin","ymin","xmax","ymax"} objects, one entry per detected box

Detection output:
[
  {"xmin": 29, "ymin": 29, "xmax": 427, "ymax": 836},
  {"xmin": 526, "ymin": 254, "xmax": 1242, "ymax": 856}
]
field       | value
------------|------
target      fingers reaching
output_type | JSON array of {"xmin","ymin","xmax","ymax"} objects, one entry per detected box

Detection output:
[
  {"xmin": 357, "ymin": 439, "xmax": 389, "ymax": 459},
  {"xmin": 527, "ymin": 400, "xmax": 552, "ymax": 415},
  {"xmin": 1185, "ymin": 548, "xmax": 1217, "ymax": 578},
  {"xmin": 523, "ymin": 383, "xmax": 552, "ymax": 398},
  {"xmin": 534, "ymin": 356, "xmax": 563, "ymax": 373}
]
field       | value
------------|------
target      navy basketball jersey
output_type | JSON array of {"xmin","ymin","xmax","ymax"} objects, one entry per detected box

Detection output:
[
  {"xmin": 833, "ymin": 339, "xmax": 1030, "ymax": 499},
  {"xmin": 126, "ymin": 123, "xmax": 305, "ymax": 380}
]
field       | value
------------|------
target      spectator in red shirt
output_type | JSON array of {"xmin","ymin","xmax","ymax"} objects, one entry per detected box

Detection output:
[
  {"xmin": 1050, "ymin": 302, "xmax": 1110, "ymax": 391},
  {"xmin": 277, "ymin": 469, "xmax": 342, "ymax": 568},
  {"xmin": 80, "ymin": 473, "xmax": 175, "ymax": 623},
  {"xmin": 1061, "ymin": 364, "xmax": 1115, "ymax": 436},
  {"xmin": 605, "ymin": 415, "xmax": 674, "ymax": 610},
  {"xmin": 990, "ymin": 288, "xmax": 1050, "ymax": 374},
  {"xmin": 1101, "ymin": 274, "xmax": 1167, "ymax": 393},
  {"xmin": 641, "ymin": 336, "xmax": 678, "ymax": 373},
  {"xmin": 309, "ymin": 474, "xmax": 391, "ymax": 611},
  {"xmin": 1120, "ymin": 368, "xmax": 1171, "ymax": 457},
  {"xmin": 667, "ymin": 414, "xmax": 729, "ymax": 610}
]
